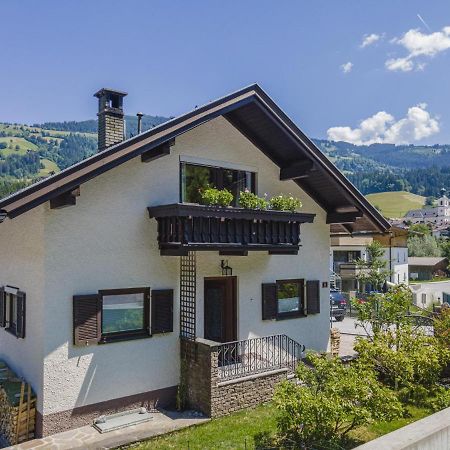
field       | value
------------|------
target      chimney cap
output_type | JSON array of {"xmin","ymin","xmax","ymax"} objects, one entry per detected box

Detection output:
[{"xmin": 94, "ymin": 88, "xmax": 128, "ymax": 99}]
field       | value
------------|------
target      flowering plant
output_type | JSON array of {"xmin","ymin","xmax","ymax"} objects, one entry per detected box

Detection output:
[
  {"xmin": 238, "ymin": 189, "xmax": 269, "ymax": 209},
  {"xmin": 200, "ymin": 187, "xmax": 233, "ymax": 206},
  {"xmin": 269, "ymin": 194, "xmax": 302, "ymax": 212}
]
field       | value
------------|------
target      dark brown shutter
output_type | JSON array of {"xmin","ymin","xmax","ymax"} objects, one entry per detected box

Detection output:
[
  {"xmin": 0, "ymin": 288, "xmax": 5, "ymax": 328},
  {"xmin": 152, "ymin": 289, "xmax": 173, "ymax": 334},
  {"xmin": 16, "ymin": 291, "xmax": 26, "ymax": 338},
  {"xmin": 73, "ymin": 294, "xmax": 101, "ymax": 346},
  {"xmin": 306, "ymin": 280, "xmax": 320, "ymax": 314},
  {"xmin": 262, "ymin": 283, "xmax": 277, "ymax": 320}
]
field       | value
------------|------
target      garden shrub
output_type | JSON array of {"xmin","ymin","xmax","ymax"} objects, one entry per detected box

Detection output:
[{"xmin": 273, "ymin": 353, "xmax": 402, "ymax": 449}]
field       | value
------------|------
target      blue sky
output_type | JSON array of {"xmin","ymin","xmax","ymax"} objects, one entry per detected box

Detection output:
[{"xmin": 1, "ymin": 0, "xmax": 450, "ymax": 144}]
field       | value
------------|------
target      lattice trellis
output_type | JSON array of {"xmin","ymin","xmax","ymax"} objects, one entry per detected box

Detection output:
[{"xmin": 180, "ymin": 251, "xmax": 196, "ymax": 340}]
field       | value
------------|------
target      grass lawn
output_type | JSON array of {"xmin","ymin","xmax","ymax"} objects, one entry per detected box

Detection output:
[
  {"xmin": 127, "ymin": 403, "xmax": 431, "ymax": 450},
  {"xmin": 365, "ymin": 191, "xmax": 425, "ymax": 218},
  {"xmin": 130, "ymin": 404, "xmax": 276, "ymax": 450},
  {"xmin": 0, "ymin": 136, "xmax": 38, "ymax": 156},
  {"xmin": 38, "ymin": 158, "xmax": 60, "ymax": 177}
]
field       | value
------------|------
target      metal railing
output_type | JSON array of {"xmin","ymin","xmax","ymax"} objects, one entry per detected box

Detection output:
[{"xmin": 217, "ymin": 334, "xmax": 305, "ymax": 381}]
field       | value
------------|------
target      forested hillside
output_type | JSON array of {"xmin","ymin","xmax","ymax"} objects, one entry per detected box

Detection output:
[
  {"xmin": 0, "ymin": 114, "xmax": 170, "ymax": 198},
  {"xmin": 313, "ymin": 140, "xmax": 450, "ymax": 197},
  {"xmin": 1, "ymin": 116, "xmax": 450, "ymax": 201}
]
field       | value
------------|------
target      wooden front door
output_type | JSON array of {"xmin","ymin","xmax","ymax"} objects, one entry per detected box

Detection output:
[{"xmin": 204, "ymin": 277, "xmax": 237, "ymax": 343}]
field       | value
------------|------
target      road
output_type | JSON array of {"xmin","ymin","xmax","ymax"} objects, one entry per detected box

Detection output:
[{"xmin": 329, "ymin": 317, "xmax": 364, "ymax": 356}]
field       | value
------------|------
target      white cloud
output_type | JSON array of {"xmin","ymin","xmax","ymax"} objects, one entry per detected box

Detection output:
[
  {"xmin": 327, "ymin": 104, "xmax": 439, "ymax": 145},
  {"xmin": 360, "ymin": 33, "xmax": 381, "ymax": 48},
  {"xmin": 386, "ymin": 26, "xmax": 450, "ymax": 71},
  {"xmin": 385, "ymin": 57, "xmax": 414, "ymax": 72},
  {"xmin": 341, "ymin": 62, "xmax": 353, "ymax": 73}
]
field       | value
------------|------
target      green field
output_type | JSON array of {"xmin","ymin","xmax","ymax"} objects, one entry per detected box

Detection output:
[
  {"xmin": 38, "ymin": 159, "xmax": 60, "ymax": 177},
  {"xmin": 0, "ymin": 137, "xmax": 38, "ymax": 156},
  {"xmin": 366, "ymin": 191, "xmax": 426, "ymax": 218}
]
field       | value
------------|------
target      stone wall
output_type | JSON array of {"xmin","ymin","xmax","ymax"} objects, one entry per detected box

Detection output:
[{"xmin": 181, "ymin": 338, "xmax": 288, "ymax": 418}]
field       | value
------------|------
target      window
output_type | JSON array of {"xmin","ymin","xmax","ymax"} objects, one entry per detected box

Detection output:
[
  {"xmin": 180, "ymin": 162, "xmax": 256, "ymax": 206},
  {"xmin": 262, "ymin": 279, "xmax": 316, "ymax": 320},
  {"xmin": 73, "ymin": 288, "xmax": 174, "ymax": 346},
  {"xmin": 276, "ymin": 279, "xmax": 305, "ymax": 318},
  {"xmin": 0, "ymin": 286, "xmax": 26, "ymax": 339},
  {"xmin": 99, "ymin": 288, "xmax": 150, "ymax": 341}
]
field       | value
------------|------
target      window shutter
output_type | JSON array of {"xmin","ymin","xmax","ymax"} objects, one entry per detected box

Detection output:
[
  {"xmin": 262, "ymin": 283, "xmax": 277, "ymax": 320},
  {"xmin": 0, "ymin": 288, "xmax": 5, "ymax": 328},
  {"xmin": 306, "ymin": 280, "xmax": 320, "ymax": 314},
  {"xmin": 16, "ymin": 291, "xmax": 26, "ymax": 338},
  {"xmin": 73, "ymin": 294, "xmax": 101, "ymax": 346},
  {"xmin": 152, "ymin": 289, "xmax": 173, "ymax": 334}
]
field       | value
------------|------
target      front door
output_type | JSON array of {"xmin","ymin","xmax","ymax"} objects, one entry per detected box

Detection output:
[{"xmin": 204, "ymin": 277, "xmax": 237, "ymax": 343}]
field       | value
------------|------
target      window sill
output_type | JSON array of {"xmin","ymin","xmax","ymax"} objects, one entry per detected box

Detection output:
[
  {"xmin": 276, "ymin": 313, "xmax": 307, "ymax": 321},
  {"xmin": 100, "ymin": 331, "xmax": 151, "ymax": 344},
  {"xmin": 5, "ymin": 327, "xmax": 19, "ymax": 338}
]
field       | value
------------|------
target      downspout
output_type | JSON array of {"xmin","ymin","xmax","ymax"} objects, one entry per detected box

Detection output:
[{"xmin": 389, "ymin": 232, "xmax": 393, "ymax": 283}]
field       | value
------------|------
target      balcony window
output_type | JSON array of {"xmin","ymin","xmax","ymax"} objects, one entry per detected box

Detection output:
[{"xmin": 180, "ymin": 162, "xmax": 255, "ymax": 206}]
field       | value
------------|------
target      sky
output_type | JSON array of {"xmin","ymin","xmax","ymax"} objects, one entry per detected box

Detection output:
[{"xmin": 1, "ymin": 0, "xmax": 450, "ymax": 144}]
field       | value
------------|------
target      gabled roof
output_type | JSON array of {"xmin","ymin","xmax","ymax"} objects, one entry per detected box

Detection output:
[
  {"xmin": 408, "ymin": 257, "xmax": 448, "ymax": 267},
  {"xmin": 0, "ymin": 84, "xmax": 389, "ymax": 234}
]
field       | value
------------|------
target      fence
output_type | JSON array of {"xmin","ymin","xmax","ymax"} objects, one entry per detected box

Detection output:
[{"xmin": 217, "ymin": 334, "xmax": 305, "ymax": 382}]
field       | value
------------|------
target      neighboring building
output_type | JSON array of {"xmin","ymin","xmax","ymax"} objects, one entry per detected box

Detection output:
[
  {"xmin": 405, "ymin": 190, "xmax": 450, "ymax": 226},
  {"xmin": 432, "ymin": 225, "xmax": 450, "ymax": 239},
  {"xmin": 409, "ymin": 257, "xmax": 449, "ymax": 281},
  {"xmin": 330, "ymin": 226, "xmax": 409, "ymax": 291},
  {"xmin": 0, "ymin": 84, "xmax": 389, "ymax": 438},
  {"xmin": 410, "ymin": 283, "xmax": 447, "ymax": 309}
]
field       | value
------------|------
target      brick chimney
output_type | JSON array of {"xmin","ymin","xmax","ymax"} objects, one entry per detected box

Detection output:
[{"xmin": 94, "ymin": 88, "xmax": 128, "ymax": 151}]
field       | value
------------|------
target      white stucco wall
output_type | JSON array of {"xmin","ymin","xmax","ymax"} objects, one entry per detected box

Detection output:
[
  {"xmin": 1, "ymin": 116, "xmax": 330, "ymax": 417},
  {"xmin": 383, "ymin": 247, "xmax": 408, "ymax": 284},
  {"xmin": 0, "ymin": 207, "xmax": 46, "ymax": 412}
]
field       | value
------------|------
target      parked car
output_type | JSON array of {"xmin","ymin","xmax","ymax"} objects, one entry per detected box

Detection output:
[{"xmin": 330, "ymin": 290, "xmax": 346, "ymax": 321}]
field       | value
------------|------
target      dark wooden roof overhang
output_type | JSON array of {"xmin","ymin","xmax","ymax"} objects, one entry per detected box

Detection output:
[{"xmin": 0, "ymin": 84, "xmax": 389, "ymax": 234}]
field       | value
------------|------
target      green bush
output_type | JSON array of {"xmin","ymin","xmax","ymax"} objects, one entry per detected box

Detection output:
[
  {"xmin": 269, "ymin": 194, "xmax": 302, "ymax": 212},
  {"xmin": 273, "ymin": 353, "xmax": 402, "ymax": 449},
  {"xmin": 200, "ymin": 187, "xmax": 233, "ymax": 206},
  {"xmin": 353, "ymin": 286, "xmax": 450, "ymax": 406},
  {"xmin": 238, "ymin": 190, "xmax": 268, "ymax": 209},
  {"xmin": 355, "ymin": 327, "xmax": 449, "ymax": 405}
]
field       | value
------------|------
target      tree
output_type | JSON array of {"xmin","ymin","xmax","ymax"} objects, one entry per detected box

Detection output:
[
  {"xmin": 408, "ymin": 235, "xmax": 441, "ymax": 257},
  {"xmin": 425, "ymin": 196, "xmax": 436, "ymax": 206},
  {"xmin": 353, "ymin": 286, "xmax": 450, "ymax": 407},
  {"xmin": 273, "ymin": 353, "xmax": 402, "ymax": 449},
  {"xmin": 409, "ymin": 223, "xmax": 431, "ymax": 236},
  {"xmin": 356, "ymin": 241, "xmax": 392, "ymax": 291}
]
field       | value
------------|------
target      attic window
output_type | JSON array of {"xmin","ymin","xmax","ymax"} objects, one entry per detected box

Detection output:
[{"xmin": 180, "ymin": 162, "xmax": 256, "ymax": 206}]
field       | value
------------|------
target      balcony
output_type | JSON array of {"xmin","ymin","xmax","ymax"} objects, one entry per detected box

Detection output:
[
  {"xmin": 148, "ymin": 203, "xmax": 315, "ymax": 256},
  {"xmin": 337, "ymin": 262, "xmax": 369, "ymax": 279}
]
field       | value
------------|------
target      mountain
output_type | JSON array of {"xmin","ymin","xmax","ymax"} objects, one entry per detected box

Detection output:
[
  {"xmin": 33, "ymin": 114, "xmax": 171, "ymax": 138},
  {"xmin": 313, "ymin": 139, "xmax": 450, "ymax": 197},
  {"xmin": 1, "ymin": 115, "xmax": 450, "ymax": 201},
  {"xmin": 0, "ymin": 114, "xmax": 170, "ymax": 198}
]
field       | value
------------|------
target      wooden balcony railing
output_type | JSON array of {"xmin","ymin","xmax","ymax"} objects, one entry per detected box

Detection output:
[{"xmin": 148, "ymin": 203, "xmax": 315, "ymax": 256}]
